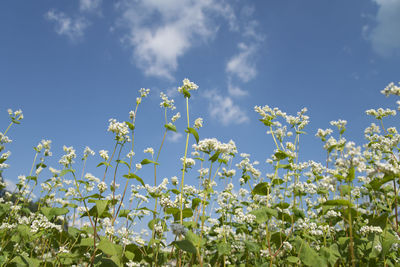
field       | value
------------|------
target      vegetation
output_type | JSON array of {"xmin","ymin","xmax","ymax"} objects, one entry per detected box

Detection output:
[{"xmin": 0, "ymin": 79, "xmax": 399, "ymax": 266}]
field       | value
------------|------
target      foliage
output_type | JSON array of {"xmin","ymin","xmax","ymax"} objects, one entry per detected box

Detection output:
[{"xmin": 0, "ymin": 80, "xmax": 400, "ymax": 266}]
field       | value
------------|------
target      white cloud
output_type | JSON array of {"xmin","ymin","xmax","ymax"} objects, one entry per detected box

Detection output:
[
  {"xmin": 116, "ymin": 0, "xmax": 236, "ymax": 79},
  {"xmin": 80, "ymin": 0, "xmax": 103, "ymax": 13},
  {"xmin": 4, "ymin": 179, "xmax": 16, "ymax": 192},
  {"xmin": 205, "ymin": 90, "xmax": 248, "ymax": 126},
  {"xmin": 45, "ymin": 10, "xmax": 89, "ymax": 41},
  {"xmin": 167, "ymin": 132, "xmax": 183, "ymax": 143},
  {"xmin": 226, "ymin": 42, "xmax": 258, "ymax": 83},
  {"xmin": 228, "ymin": 81, "xmax": 248, "ymax": 97},
  {"xmin": 365, "ymin": 0, "xmax": 400, "ymax": 56}
]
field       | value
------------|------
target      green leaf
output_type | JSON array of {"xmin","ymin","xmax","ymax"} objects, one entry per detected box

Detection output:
[
  {"xmin": 252, "ymin": 182, "xmax": 269, "ymax": 196},
  {"xmin": 369, "ymin": 233, "xmax": 382, "ymax": 259},
  {"xmin": 140, "ymin": 159, "xmax": 159, "ymax": 165},
  {"xmin": 125, "ymin": 121, "xmax": 135, "ymax": 130},
  {"xmin": 182, "ymin": 208, "xmax": 193, "ymax": 219},
  {"xmin": 320, "ymin": 199, "xmax": 352, "ymax": 208},
  {"xmin": 116, "ymin": 159, "xmax": 130, "ymax": 168},
  {"xmin": 97, "ymin": 161, "xmax": 112, "ymax": 168},
  {"xmin": 165, "ymin": 124, "xmax": 177, "ymax": 132},
  {"xmin": 41, "ymin": 207, "xmax": 69, "ymax": 220},
  {"xmin": 287, "ymin": 256, "xmax": 300, "ymax": 264},
  {"xmin": 369, "ymin": 174, "xmax": 395, "ymax": 190},
  {"xmin": 192, "ymin": 198, "xmax": 201, "ymax": 210},
  {"xmin": 185, "ymin": 230, "xmax": 203, "ymax": 248},
  {"xmin": 250, "ymin": 207, "xmax": 277, "ymax": 223},
  {"xmin": 295, "ymin": 237, "xmax": 327, "ymax": 267},
  {"xmin": 274, "ymin": 150, "xmax": 290, "ymax": 160},
  {"xmin": 244, "ymin": 240, "xmax": 259, "ymax": 252},
  {"xmin": 95, "ymin": 200, "xmax": 109, "ymax": 217},
  {"xmin": 186, "ymin": 127, "xmax": 199, "ymax": 144},
  {"xmin": 209, "ymin": 151, "xmax": 220, "ymax": 163},
  {"xmin": 173, "ymin": 240, "xmax": 197, "ymax": 254},
  {"xmin": 123, "ymin": 173, "xmax": 145, "ymax": 186},
  {"xmin": 60, "ymin": 169, "xmax": 75, "ymax": 177},
  {"xmin": 217, "ymin": 242, "xmax": 230, "ymax": 255},
  {"xmin": 346, "ymin": 167, "xmax": 355, "ymax": 182},
  {"xmin": 259, "ymin": 118, "xmax": 273, "ymax": 126},
  {"xmin": 118, "ymin": 209, "xmax": 130, "ymax": 218},
  {"xmin": 182, "ymin": 88, "xmax": 191, "ymax": 98},
  {"xmin": 80, "ymin": 237, "xmax": 94, "ymax": 247},
  {"xmin": 165, "ymin": 207, "xmax": 180, "ymax": 215},
  {"xmin": 98, "ymin": 238, "xmax": 123, "ymax": 256}
]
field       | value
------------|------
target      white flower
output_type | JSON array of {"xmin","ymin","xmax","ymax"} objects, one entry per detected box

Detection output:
[
  {"xmin": 108, "ymin": 119, "xmax": 130, "ymax": 141},
  {"xmin": 98, "ymin": 182, "xmax": 107, "ymax": 193},
  {"xmin": 171, "ymin": 112, "xmax": 181, "ymax": 123},
  {"xmin": 171, "ymin": 176, "xmax": 178, "ymax": 186},
  {"xmin": 144, "ymin": 147, "xmax": 154, "ymax": 156},
  {"xmin": 160, "ymin": 92, "xmax": 176, "ymax": 110},
  {"xmin": 139, "ymin": 88, "xmax": 150, "ymax": 97},
  {"xmin": 178, "ymin": 78, "xmax": 198, "ymax": 95},
  {"xmin": 99, "ymin": 150, "xmax": 109, "ymax": 161},
  {"xmin": 126, "ymin": 150, "xmax": 135, "ymax": 158},
  {"xmin": 83, "ymin": 146, "xmax": 95, "ymax": 159},
  {"xmin": 194, "ymin": 118, "xmax": 203, "ymax": 129}
]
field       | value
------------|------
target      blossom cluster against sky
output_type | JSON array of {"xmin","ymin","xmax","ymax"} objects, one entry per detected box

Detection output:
[{"xmin": 1, "ymin": 0, "xmax": 400, "ymax": 189}]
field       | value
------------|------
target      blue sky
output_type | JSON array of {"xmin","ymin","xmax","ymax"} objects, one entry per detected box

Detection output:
[{"xmin": 1, "ymin": 0, "xmax": 400, "ymax": 191}]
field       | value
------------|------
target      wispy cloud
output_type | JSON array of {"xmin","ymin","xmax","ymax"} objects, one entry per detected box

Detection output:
[
  {"xmin": 227, "ymin": 81, "xmax": 248, "ymax": 97},
  {"xmin": 226, "ymin": 42, "xmax": 258, "ymax": 83},
  {"xmin": 205, "ymin": 90, "xmax": 248, "ymax": 126},
  {"xmin": 364, "ymin": 0, "xmax": 400, "ymax": 56},
  {"xmin": 116, "ymin": 0, "xmax": 236, "ymax": 80},
  {"xmin": 80, "ymin": 0, "xmax": 103, "ymax": 13},
  {"xmin": 225, "ymin": 6, "xmax": 264, "ymax": 98},
  {"xmin": 167, "ymin": 132, "xmax": 183, "ymax": 143},
  {"xmin": 45, "ymin": 10, "xmax": 89, "ymax": 41}
]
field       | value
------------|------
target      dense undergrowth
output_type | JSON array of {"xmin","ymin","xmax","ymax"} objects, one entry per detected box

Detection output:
[{"xmin": 0, "ymin": 79, "xmax": 400, "ymax": 266}]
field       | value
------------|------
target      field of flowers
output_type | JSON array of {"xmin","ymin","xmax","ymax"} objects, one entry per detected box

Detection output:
[{"xmin": 0, "ymin": 79, "xmax": 400, "ymax": 266}]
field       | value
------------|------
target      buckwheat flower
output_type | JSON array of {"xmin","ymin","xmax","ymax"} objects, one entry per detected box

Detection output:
[
  {"xmin": 59, "ymin": 146, "xmax": 76, "ymax": 167},
  {"xmin": 359, "ymin": 225, "xmax": 383, "ymax": 235},
  {"xmin": 171, "ymin": 176, "xmax": 178, "ymax": 186},
  {"xmin": 181, "ymin": 157, "xmax": 195, "ymax": 167},
  {"xmin": 171, "ymin": 112, "xmax": 181, "ymax": 123},
  {"xmin": 135, "ymin": 163, "xmax": 142, "ymax": 170},
  {"xmin": 18, "ymin": 175, "xmax": 26, "ymax": 185},
  {"xmin": 136, "ymin": 97, "xmax": 141, "ymax": 104},
  {"xmin": 126, "ymin": 150, "xmax": 135, "ymax": 158},
  {"xmin": 0, "ymin": 151, "xmax": 10, "ymax": 160},
  {"xmin": 144, "ymin": 147, "xmax": 154, "ymax": 156},
  {"xmin": 83, "ymin": 146, "xmax": 95, "ymax": 160},
  {"xmin": 160, "ymin": 92, "xmax": 176, "ymax": 110},
  {"xmin": 194, "ymin": 118, "xmax": 203, "ymax": 129},
  {"xmin": 366, "ymin": 108, "xmax": 396, "ymax": 119},
  {"xmin": 139, "ymin": 88, "xmax": 150, "ymax": 97},
  {"xmin": 0, "ymin": 133, "xmax": 12, "ymax": 144},
  {"xmin": 7, "ymin": 109, "xmax": 12, "ymax": 116},
  {"xmin": 35, "ymin": 166, "xmax": 43, "ymax": 176},
  {"xmin": 283, "ymin": 241, "xmax": 292, "ymax": 251},
  {"xmin": 178, "ymin": 78, "xmax": 199, "ymax": 95},
  {"xmin": 381, "ymin": 82, "xmax": 400, "ymax": 96},
  {"xmin": 129, "ymin": 110, "xmax": 135, "ymax": 120},
  {"xmin": 85, "ymin": 173, "xmax": 100, "ymax": 183},
  {"xmin": 330, "ymin": 119, "xmax": 347, "ymax": 131},
  {"xmin": 374, "ymin": 242, "xmax": 382, "ymax": 253},
  {"xmin": 99, "ymin": 150, "xmax": 109, "ymax": 161},
  {"xmin": 108, "ymin": 119, "xmax": 130, "ymax": 141},
  {"xmin": 98, "ymin": 181, "xmax": 107, "ymax": 193}
]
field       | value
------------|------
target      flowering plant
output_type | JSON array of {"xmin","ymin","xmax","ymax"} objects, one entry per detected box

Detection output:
[{"xmin": 0, "ymin": 80, "xmax": 399, "ymax": 266}]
